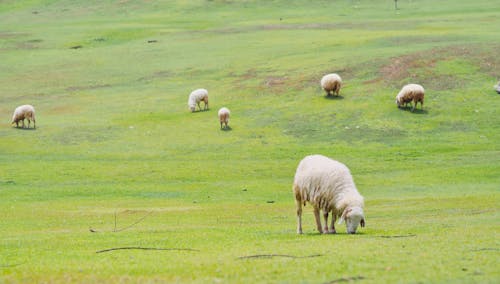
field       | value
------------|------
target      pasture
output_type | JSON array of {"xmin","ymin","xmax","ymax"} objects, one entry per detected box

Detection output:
[{"xmin": 1, "ymin": 0, "xmax": 499, "ymax": 282}]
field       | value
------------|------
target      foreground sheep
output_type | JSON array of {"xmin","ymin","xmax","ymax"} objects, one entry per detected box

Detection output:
[
  {"xmin": 11, "ymin": 105, "xmax": 36, "ymax": 129},
  {"xmin": 396, "ymin": 84, "xmax": 425, "ymax": 111},
  {"xmin": 218, "ymin": 107, "xmax": 230, "ymax": 129},
  {"xmin": 293, "ymin": 155, "xmax": 365, "ymax": 234},
  {"xmin": 494, "ymin": 81, "xmax": 500, "ymax": 94},
  {"xmin": 188, "ymin": 88, "xmax": 209, "ymax": 112},
  {"xmin": 320, "ymin": 73, "xmax": 342, "ymax": 96}
]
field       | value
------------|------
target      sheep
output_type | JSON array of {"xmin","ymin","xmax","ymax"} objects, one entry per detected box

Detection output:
[
  {"xmin": 293, "ymin": 154, "xmax": 365, "ymax": 234},
  {"xmin": 395, "ymin": 83, "xmax": 425, "ymax": 111},
  {"xmin": 320, "ymin": 73, "xmax": 342, "ymax": 96},
  {"xmin": 494, "ymin": 81, "xmax": 500, "ymax": 94},
  {"xmin": 218, "ymin": 107, "xmax": 230, "ymax": 130},
  {"xmin": 11, "ymin": 104, "xmax": 36, "ymax": 129},
  {"xmin": 188, "ymin": 88, "xmax": 209, "ymax": 112}
]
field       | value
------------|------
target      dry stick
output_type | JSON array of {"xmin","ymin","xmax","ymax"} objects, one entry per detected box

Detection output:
[
  {"xmin": 324, "ymin": 276, "xmax": 365, "ymax": 284},
  {"xmin": 378, "ymin": 234, "xmax": 416, "ymax": 238},
  {"xmin": 238, "ymin": 254, "xmax": 323, "ymax": 260},
  {"xmin": 114, "ymin": 210, "xmax": 153, "ymax": 232},
  {"xmin": 96, "ymin": 247, "xmax": 199, "ymax": 254},
  {"xmin": 0, "ymin": 262, "xmax": 26, "ymax": 268}
]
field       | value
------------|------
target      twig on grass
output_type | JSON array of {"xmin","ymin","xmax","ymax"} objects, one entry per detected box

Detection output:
[
  {"xmin": 470, "ymin": 248, "xmax": 499, "ymax": 252},
  {"xmin": 89, "ymin": 210, "xmax": 153, "ymax": 233},
  {"xmin": 0, "ymin": 262, "xmax": 26, "ymax": 268},
  {"xmin": 96, "ymin": 247, "xmax": 200, "ymax": 254},
  {"xmin": 114, "ymin": 210, "xmax": 153, "ymax": 232},
  {"xmin": 378, "ymin": 234, "xmax": 416, "ymax": 238},
  {"xmin": 237, "ymin": 254, "xmax": 323, "ymax": 260},
  {"xmin": 323, "ymin": 275, "xmax": 365, "ymax": 283}
]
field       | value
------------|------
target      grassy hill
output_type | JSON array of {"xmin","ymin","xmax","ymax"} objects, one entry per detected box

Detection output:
[{"xmin": 1, "ymin": 0, "xmax": 499, "ymax": 282}]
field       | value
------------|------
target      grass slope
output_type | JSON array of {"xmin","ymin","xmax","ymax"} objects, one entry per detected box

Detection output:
[{"xmin": 1, "ymin": 0, "xmax": 499, "ymax": 283}]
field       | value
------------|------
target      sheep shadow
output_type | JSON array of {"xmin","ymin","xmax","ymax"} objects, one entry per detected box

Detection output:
[
  {"xmin": 323, "ymin": 95, "xmax": 344, "ymax": 100},
  {"xmin": 191, "ymin": 109, "xmax": 210, "ymax": 114},
  {"xmin": 398, "ymin": 107, "xmax": 428, "ymax": 115},
  {"xmin": 13, "ymin": 126, "xmax": 37, "ymax": 131},
  {"xmin": 220, "ymin": 126, "xmax": 232, "ymax": 131},
  {"xmin": 301, "ymin": 231, "xmax": 366, "ymax": 236}
]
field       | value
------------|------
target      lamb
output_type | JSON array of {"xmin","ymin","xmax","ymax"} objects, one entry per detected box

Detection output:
[
  {"xmin": 395, "ymin": 83, "xmax": 425, "ymax": 111},
  {"xmin": 11, "ymin": 104, "xmax": 36, "ymax": 129},
  {"xmin": 293, "ymin": 154, "xmax": 365, "ymax": 234},
  {"xmin": 218, "ymin": 107, "xmax": 230, "ymax": 129},
  {"xmin": 188, "ymin": 88, "xmax": 209, "ymax": 112},
  {"xmin": 494, "ymin": 81, "xmax": 500, "ymax": 94},
  {"xmin": 320, "ymin": 73, "xmax": 342, "ymax": 96}
]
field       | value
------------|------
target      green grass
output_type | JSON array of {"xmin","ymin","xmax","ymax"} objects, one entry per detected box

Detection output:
[{"xmin": 1, "ymin": 0, "xmax": 499, "ymax": 283}]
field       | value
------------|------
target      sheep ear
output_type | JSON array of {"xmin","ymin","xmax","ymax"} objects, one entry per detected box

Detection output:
[{"xmin": 360, "ymin": 218, "xmax": 365, "ymax": 228}]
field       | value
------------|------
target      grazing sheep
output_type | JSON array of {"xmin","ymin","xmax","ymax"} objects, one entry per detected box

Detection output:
[
  {"xmin": 396, "ymin": 84, "xmax": 425, "ymax": 111},
  {"xmin": 188, "ymin": 88, "xmax": 209, "ymax": 112},
  {"xmin": 320, "ymin": 73, "xmax": 342, "ymax": 96},
  {"xmin": 293, "ymin": 155, "xmax": 365, "ymax": 234},
  {"xmin": 494, "ymin": 81, "xmax": 500, "ymax": 94},
  {"xmin": 11, "ymin": 105, "xmax": 36, "ymax": 129},
  {"xmin": 218, "ymin": 107, "xmax": 230, "ymax": 129}
]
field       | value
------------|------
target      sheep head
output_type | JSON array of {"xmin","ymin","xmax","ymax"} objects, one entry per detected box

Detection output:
[{"xmin": 338, "ymin": 206, "xmax": 365, "ymax": 234}]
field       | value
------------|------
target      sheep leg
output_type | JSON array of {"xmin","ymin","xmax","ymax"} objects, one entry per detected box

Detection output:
[
  {"xmin": 27, "ymin": 119, "xmax": 31, "ymax": 128},
  {"xmin": 197, "ymin": 102, "xmax": 201, "ymax": 111},
  {"xmin": 313, "ymin": 207, "xmax": 323, "ymax": 234},
  {"xmin": 329, "ymin": 213, "xmax": 336, "ymax": 234},
  {"xmin": 323, "ymin": 211, "xmax": 330, "ymax": 233},
  {"xmin": 295, "ymin": 199, "xmax": 303, "ymax": 234},
  {"xmin": 21, "ymin": 119, "xmax": 25, "ymax": 128},
  {"xmin": 220, "ymin": 122, "xmax": 223, "ymax": 129}
]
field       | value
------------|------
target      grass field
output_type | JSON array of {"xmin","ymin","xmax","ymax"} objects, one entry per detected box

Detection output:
[{"xmin": 1, "ymin": 0, "xmax": 499, "ymax": 283}]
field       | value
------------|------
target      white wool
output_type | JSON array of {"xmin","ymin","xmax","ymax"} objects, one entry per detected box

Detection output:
[
  {"xmin": 218, "ymin": 107, "xmax": 230, "ymax": 121},
  {"xmin": 188, "ymin": 88, "xmax": 208, "ymax": 111},
  {"xmin": 320, "ymin": 73, "xmax": 342, "ymax": 95},
  {"xmin": 293, "ymin": 155, "xmax": 364, "ymax": 234},
  {"xmin": 218, "ymin": 107, "xmax": 230, "ymax": 129},
  {"xmin": 395, "ymin": 83, "xmax": 424, "ymax": 106},
  {"xmin": 11, "ymin": 104, "xmax": 36, "ymax": 128}
]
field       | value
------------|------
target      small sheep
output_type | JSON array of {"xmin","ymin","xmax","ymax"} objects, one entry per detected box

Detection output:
[
  {"xmin": 218, "ymin": 107, "xmax": 230, "ymax": 129},
  {"xmin": 396, "ymin": 84, "xmax": 425, "ymax": 111},
  {"xmin": 188, "ymin": 88, "xmax": 209, "ymax": 112},
  {"xmin": 320, "ymin": 73, "xmax": 342, "ymax": 96},
  {"xmin": 494, "ymin": 81, "xmax": 500, "ymax": 94},
  {"xmin": 293, "ymin": 154, "xmax": 365, "ymax": 234},
  {"xmin": 11, "ymin": 105, "xmax": 36, "ymax": 129}
]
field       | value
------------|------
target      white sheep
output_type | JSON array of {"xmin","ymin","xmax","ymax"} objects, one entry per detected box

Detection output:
[
  {"xmin": 293, "ymin": 154, "xmax": 365, "ymax": 234},
  {"xmin": 395, "ymin": 84, "xmax": 425, "ymax": 111},
  {"xmin": 188, "ymin": 88, "xmax": 209, "ymax": 112},
  {"xmin": 494, "ymin": 81, "xmax": 500, "ymax": 94},
  {"xmin": 218, "ymin": 107, "xmax": 230, "ymax": 129},
  {"xmin": 320, "ymin": 73, "xmax": 342, "ymax": 96},
  {"xmin": 11, "ymin": 104, "xmax": 36, "ymax": 129}
]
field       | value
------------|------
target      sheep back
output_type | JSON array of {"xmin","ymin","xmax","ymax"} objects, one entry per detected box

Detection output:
[
  {"xmin": 320, "ymin": 73, "xmax": 342, "ymax": 95},
  {"xmin": 293, "ymin": 155, "xmax": 363, "ymax": 216},
  {"xmin": 396, "ymin": 84, "xmax": 425, "ymax": 108},
  {"xmin": 12, "ymin": 105, "xmax": 36, "ymax": 123}
]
